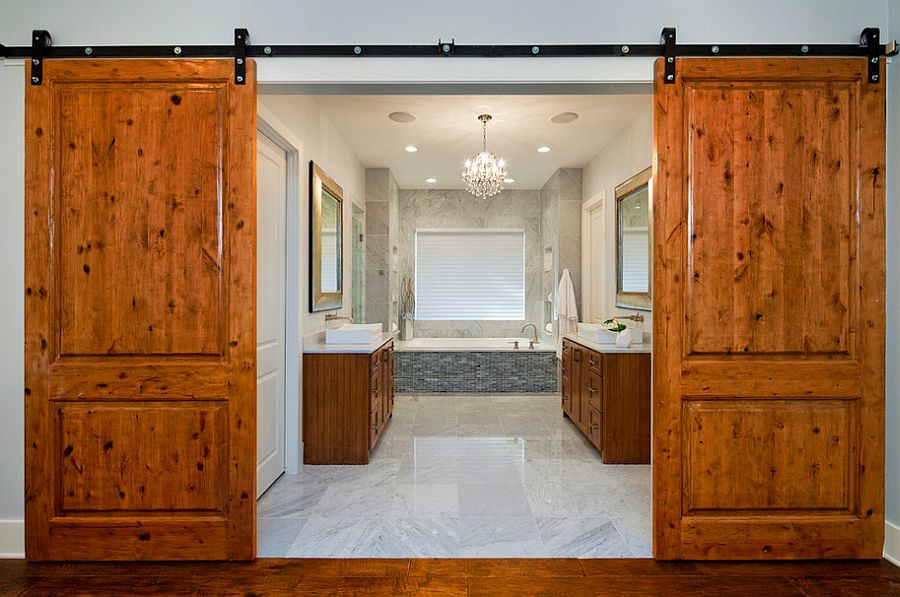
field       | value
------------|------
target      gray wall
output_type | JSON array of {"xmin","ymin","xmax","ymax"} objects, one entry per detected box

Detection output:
[
  {"xmin": 398, "ymin": 188, "xmax": 543, "ymax": 338},
  {"xmin": 541, "ymin": 168, "xmax": 583, "ymax": 339},
  {"xmin": 365, "ymin": 168, "xmax": 399, "ymax": 333}
]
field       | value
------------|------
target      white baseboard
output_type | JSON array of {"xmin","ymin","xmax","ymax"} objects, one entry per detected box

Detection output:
[
  {"xmin": 886, "ymin": 520, "xmax": 900, "ymax": 566},
  {"xmin": 0, "ymin": 519, "xmax": 24, "ymax": 559}
]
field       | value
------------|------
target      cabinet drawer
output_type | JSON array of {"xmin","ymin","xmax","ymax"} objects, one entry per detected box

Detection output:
[
  {"xmin": 370, "ymin": 407, "xmax": 382, "ymax": 447},
  {"xmin": 587, "ymin": 405, "xmax": 602, "ymax": 448},
  {"xmin": 586, "ymin": 371, "xmax": 602, "ymax": 410},
  {"xmin": 587, "ymin": 350, "xmax": 602, "ymax": 374},
  {"xmin": 370, "ymin": 397, "xmax": 383, "ymax": 418},
  {"xmin": 370, "ymin": 350, "xmax": 383, "ymax": 373}
]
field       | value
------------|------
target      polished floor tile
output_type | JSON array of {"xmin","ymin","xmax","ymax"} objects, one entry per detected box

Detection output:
[
  {"xmin": 459, "ymin": 517, "xmax": 547, "ymax": 557},
  {"xmin": 258, "ymin": 392, "xmax": 652, "ymax": 558}
]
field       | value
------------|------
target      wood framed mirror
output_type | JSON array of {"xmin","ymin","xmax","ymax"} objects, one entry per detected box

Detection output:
[
  {"xmin": 615, "ymin": 166, "xmax": 652, "ymax": 310},
  {"xmin": 310, "ymin": 161, "xmax": 343, "ymax": 312}
]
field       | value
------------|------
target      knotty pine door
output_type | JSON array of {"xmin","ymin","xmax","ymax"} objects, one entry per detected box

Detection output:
[
  {"xmin": 25, "ymin": 60, "xmax": 257, "ymax": 560},
  {"xmin": 653, "ymin": 58, "xmax": 885, "ymax": 559}
]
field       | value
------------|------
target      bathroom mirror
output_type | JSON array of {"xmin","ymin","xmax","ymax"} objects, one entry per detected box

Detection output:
[
  {"xmin": 615, "ymin": 166, "xmax": 652, "ymax": 310},
  {"xmin": 310, "ymin": 161, "xmax": 343, "ymax": 312}
]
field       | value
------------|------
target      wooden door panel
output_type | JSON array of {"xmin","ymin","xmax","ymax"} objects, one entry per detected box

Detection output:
[
  {"xmin": 653, "ymin": 58, "xmax": 885, "ymax": 560},
  {"xmin": 57, "ymin": 400, "xmax": 228, "ymax": 513},
  {"xmin": 57, "ymin": 86, "xmax": 225, "ymax": 356},
  {"xmin": 684, "ymin": 399, "xmax": 855, "ymax": 512},
  {"xmin": 686, "ymin": 83, "xmax": 855, "ymax": 356},
  {"xmin": 25, "ymin": 60, "xmax": 257, "ymax": 560}
]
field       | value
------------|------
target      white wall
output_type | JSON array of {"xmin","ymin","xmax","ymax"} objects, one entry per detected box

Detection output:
[
  {"xmin": 0, "ymin": 63, "xmax": 25, "ymax": 558},
  {"xmin": 0, "ymin": 0, "xmax": 895, "ymax": 558},
  {"xmin": 581, "ymin": 105, "xmax": 654, "ymax": 331},
  {"xmin": 257, "ymin": 95, "xmax": 366, "ymax": 337}
]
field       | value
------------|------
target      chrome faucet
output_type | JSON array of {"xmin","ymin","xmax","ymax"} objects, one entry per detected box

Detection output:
[
  {"xmin": 616, "ymin": 313, "xmax": 644, "ymax": 323},
  {"xmin": 521, "ymin": 323, "xmax": 539, "ymax": 348},
  {"xmin": 325, "ymin": 313, "xmax": 354, "ymax": 323}
]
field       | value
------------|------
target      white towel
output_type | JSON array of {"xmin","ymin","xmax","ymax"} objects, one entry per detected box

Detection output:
[{"xmin": 555, "ymin": 268, "xmax": 578, "ymax": 357}]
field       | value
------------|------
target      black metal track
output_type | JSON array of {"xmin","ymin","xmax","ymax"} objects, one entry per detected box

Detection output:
[
  {"xmin": 4, "ymin": 27, "xmax": 897, "ymax": 85},
  {"xmin": 3, "ymin": 41, "xmax": 897, "ymax": 59}
]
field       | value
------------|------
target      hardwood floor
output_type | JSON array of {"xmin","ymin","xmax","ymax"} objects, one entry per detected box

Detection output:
[{"xmin": 1, "ymin": 558, "xmax": 898, "ymax": 596}]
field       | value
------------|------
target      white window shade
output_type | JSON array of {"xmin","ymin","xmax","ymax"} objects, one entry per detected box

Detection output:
[
  {"xmin": 621, "ymin": 227, "xmax": 649, "ymax": 292},
  {"xmin": 415, "ymin": 229, "xmax": 525, "ymax": 320}
]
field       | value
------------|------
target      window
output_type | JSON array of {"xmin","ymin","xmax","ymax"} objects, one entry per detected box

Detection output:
[
  {"xmin": 620, "ymin": 227, "xmax": 649, "ymax": 292},
  {"xmin": 415, "ymin": 229, "xmax": 525, "ymax": 320}
]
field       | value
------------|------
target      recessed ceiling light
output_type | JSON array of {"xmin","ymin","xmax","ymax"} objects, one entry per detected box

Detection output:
[
  {"xmin": 503, "ymin": 178, "xmax": 515, "ymax": 184},
  {"xmin": 537, "ymin": 146, "xmax": 551, "ymax": 153},
  {"xmin": 388, "ymin": 111, "xmax": 416, "ymax": 123},
  {"xmin": 404, "ymin": 145, "xmax": 418, "ymax": 153},
  {"xmin": 425, "ymin": 177, "xmax": 437, "ymax": 184},
  {"xmin": 550, "ymin": 112, "xmax": 580, "ymax": 124}
]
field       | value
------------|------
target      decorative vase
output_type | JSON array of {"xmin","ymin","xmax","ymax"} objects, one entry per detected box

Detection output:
[
  {"xmin": 402, "ymin": 319, "xmax": 414, "ymax": 341},
  {"xmin": 615, "ymin": 328, "xmax": 633, "ymax": 348}
]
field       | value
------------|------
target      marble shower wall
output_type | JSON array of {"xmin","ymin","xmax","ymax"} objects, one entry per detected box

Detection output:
[
  {"xmin": 365, "ymin": 169, "xmax": 400, "ymax": 333},
  {"xmin": 541, "ymin": 169, "xmax": 583, "ymax": 339},
  {"xmin": 398, "ymin": 188, "xmax": 543, "ymax": 338}
]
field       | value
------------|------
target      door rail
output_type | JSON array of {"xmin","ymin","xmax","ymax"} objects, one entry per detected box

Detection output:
[{"xmin": 3, "ymin": 27, "xmax": 897, "ymax": 85}]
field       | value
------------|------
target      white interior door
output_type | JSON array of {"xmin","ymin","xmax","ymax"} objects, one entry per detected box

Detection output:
[
  {"xmin": 256, "ymin": 132, "xmax": 287, "ymax": 497},
  {"xmin": 588, "ymin": 201, "xmax": 605, "ymax": 323}
]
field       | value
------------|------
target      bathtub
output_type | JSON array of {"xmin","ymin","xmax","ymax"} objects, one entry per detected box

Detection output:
[
  {"xmin": 394, "ymin": 337, "xmax": 558, "ymax": 393},
  {"xmin": 396, "ymin": 337, "xmax": 557, "ymax": 352}
]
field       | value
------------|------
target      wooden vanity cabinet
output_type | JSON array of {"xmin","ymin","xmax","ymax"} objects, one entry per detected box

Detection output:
[
  {"xmin": 303, "ymin": 339, "xmax": 394, "ymax": 464},
  {"xmin": 560, "ymin": 337, "xmax": 650, "ymax": 464}
]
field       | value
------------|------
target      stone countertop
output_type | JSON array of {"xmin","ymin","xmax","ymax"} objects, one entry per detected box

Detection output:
[
  {"xmin": 303, "ymin": 331, "xmax": 395, "ymax": 354},
  {"xmin": 562, "ymin": 333, "xmax": 652, "ymax": 354}
]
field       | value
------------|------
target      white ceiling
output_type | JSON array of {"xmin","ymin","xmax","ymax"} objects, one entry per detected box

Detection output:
[{"xmin": 315, "ymin": 94, "xmax": 652, "ymax": 190}]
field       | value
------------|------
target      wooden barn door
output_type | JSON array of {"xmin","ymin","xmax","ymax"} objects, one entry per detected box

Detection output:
[
  {"xmin": 25, "ymin": 60, "xmax": 257, "ymax": 560},
  {"xmin": 653, "ymin": 58, "xmax": 885, "ymax": 559}
]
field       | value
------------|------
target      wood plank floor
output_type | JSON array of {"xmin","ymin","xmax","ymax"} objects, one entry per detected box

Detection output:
[{"xmin": 1, "ymin": 558, "xmax": 899, "ymax": 596}]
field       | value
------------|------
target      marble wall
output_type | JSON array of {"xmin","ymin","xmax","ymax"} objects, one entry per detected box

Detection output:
[
  {"xmin": 541, "ymin": 169, "xmax": 583, "ymax": 339},
  {"xmin": 365, "ymin": 168, "xmax": 400, "ymax": 333},
  {"xmin": 398, "ymin": 188, "xmax": 543, "ymax": 338}
]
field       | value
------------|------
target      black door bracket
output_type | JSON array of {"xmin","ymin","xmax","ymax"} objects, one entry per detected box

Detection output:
[
  {"xmin": 861, "ymin": 27, "xmax": 880, "ymax": 83},
  {"xmin": 234, "ymin": 28, "xmax": 249, "ymax": 85},
  {"xmin": 30, "ymin": 29, "xmax": 51, "ymax": 85},
  {"xmin": 661, "ymin": 27, "xmax": 676, "ymax": 83}
]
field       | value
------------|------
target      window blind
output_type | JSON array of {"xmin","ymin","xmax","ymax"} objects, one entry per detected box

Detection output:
[
  {"xmin": 621, "ymin": 227, "xmax": 649, "ymax": 292},
  {"xmin": 415, "ymin": 229, "xmax": 525, "ymax": 320}
]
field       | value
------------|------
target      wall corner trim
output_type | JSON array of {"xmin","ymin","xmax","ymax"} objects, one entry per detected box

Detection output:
[
  {"xmin": 0, "ymin": 519, "xmax": 24, "ymax": 559},
  {"xmin": 886, "ymin": 520, "xmax": 900, "ymax": 566}
]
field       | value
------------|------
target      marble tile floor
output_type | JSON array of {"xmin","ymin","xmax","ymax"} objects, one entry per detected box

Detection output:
[{"xmin": 258, "ymin": 393, "xmax": 651, "ymax": 558}]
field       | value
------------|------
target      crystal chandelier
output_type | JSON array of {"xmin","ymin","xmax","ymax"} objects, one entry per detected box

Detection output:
[{"xmin": 462, "ymin": 114, "xmax": 508, "ymax": 198}]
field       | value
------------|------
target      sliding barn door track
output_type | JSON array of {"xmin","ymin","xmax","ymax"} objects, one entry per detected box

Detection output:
[{"xmin": 3, "ymin": 27, "xmax": 897, "ymax": 85}]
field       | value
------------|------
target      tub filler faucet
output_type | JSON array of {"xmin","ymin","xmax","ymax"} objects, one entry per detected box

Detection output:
[{"xmin": 521, "ymin": 323, "xmax": 539, "ymax": 349}]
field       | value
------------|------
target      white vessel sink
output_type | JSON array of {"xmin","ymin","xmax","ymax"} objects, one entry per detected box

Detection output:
[
  {"xmin": 577, "ymin": 322, "xmax": 644, "ymax": 345},
  {"xmin": 325, "ymin": 323, "xmax": 382, "ymax": 344},
  {"xmin": 577, "ymin": 323, "xmax": 617, "ymax": 344}
]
